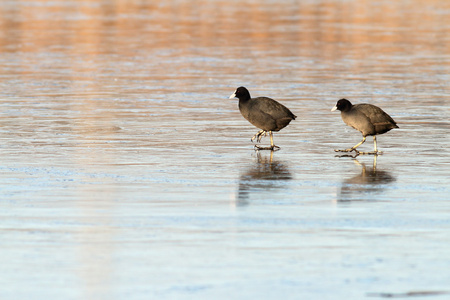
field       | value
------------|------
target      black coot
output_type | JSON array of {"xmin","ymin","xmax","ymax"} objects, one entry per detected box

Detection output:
[
  {"xmin": 331, "ymin": 98, "xmax": 398, "ymax": 154},
  {"xmin": 229, "ymin": 86, "xmax": 296, "ymax": 150}
]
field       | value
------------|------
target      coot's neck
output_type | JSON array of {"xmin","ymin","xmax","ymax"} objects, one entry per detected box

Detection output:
[
  {"xmin": 238, "ymin": 96, "xmax": 251, "ymax": 103},
  {"xmin": 340, "ymin": 105, "xmax": 352, "ymax": 112},
  {"xmin": 238, "ymin": 98, "xmax": 249, "ymax": 111},
  {"xmin": 340, "ymin": 101, "xmax": 353, "ymax": 112}
]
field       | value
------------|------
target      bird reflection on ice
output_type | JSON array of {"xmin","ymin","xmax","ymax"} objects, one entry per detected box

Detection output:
[
  {"xmin": 338, "ymin": 155, "xmax": 396, "ymax": 202},
  {"xmin": 236, "ymin": 150, "xmax": 292, "ymax": 206}
]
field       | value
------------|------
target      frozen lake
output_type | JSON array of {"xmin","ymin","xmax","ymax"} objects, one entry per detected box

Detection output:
[{"xmin": 1, "ymin": 0, "xmax": 449, "ymax": 299}]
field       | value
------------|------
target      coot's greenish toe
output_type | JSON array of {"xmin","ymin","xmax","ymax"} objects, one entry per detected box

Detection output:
[
  {"xmin": 229, "ymin": 86, "xmax": 296, "ymax": 151},
  {"xmin": 331, "ymin": 98, "xmax": 398, "ymax": 154}
]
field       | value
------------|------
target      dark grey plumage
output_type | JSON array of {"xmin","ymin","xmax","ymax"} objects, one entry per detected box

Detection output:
[
  {"xmin": 331, "ymin": 98, "xmax": 398, "ymax": 154},
  {"xmin": 229, "ymin": 86, "xmax": 296, "ymax": 150}
]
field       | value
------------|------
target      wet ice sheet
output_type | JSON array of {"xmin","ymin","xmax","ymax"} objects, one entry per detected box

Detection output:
[
  {"xmin": 1, "ymin": 0, "xmax": 450, "ymax": 299},
  {"xmin": 2, "ymin": 151, "xmax": 450, "ymax": 300}
]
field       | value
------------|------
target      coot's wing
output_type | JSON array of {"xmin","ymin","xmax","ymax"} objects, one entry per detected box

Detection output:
[
  {"xmin": 354, "ymin": 104, "xmax": 398, "ymax": 135},
  {"xmin": 354, "ymin": 104, "xmax": 397, "ymax": 127},
  {"xmin": 245, "ymin": 104, "xmax": 277, "ymax": 131},
  {"xmin": 252, "ymin": 97, "xmax": 296, "ymax": 120},
  {"xmin": 247, "ymin": 97, "xmax": 296, "ymax": 131}
]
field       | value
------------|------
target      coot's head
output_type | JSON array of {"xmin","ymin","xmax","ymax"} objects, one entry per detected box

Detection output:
[
  {"xmin": 331, "ymin": 98, "xmax": 352, "ymax": 112},
  {"xmin": 229, "ymin": 86, "xmax": 251, "ymax": 101}
]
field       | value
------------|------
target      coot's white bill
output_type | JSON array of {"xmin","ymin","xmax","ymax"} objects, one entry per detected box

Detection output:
[
  {"xmin": 229, "ymin": 92, "xmax": 236, "ymax": 99},
  {"xmin": 331, "ymin": 105, "xmax": 338, "ymax": 112}
]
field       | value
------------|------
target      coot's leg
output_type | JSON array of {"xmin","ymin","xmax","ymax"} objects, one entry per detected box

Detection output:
[
  {"xmin": 335, "ymin": 136, "xmax": 366, "ymax": 153},
  {"xmin": 251, "ymin": 130, "xmax": 266, "ymax": 143},
  {"xmin": 250, "ymin": 130, "xmax": 261, "ymax": 142},
  {"xmin": 254, "ymin": 131, "xmax": 280, "ymax": 151},
  {"xmin": 257, "ymin": 131, "xmax": 267, "ymax": 143},
  {"xmin": 269, "ymin": 131, "xmax": 280, "ymax": 150},
  {"xmin": 358, "ymin": 136, "xmax": 381, "ymax": 155}
]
